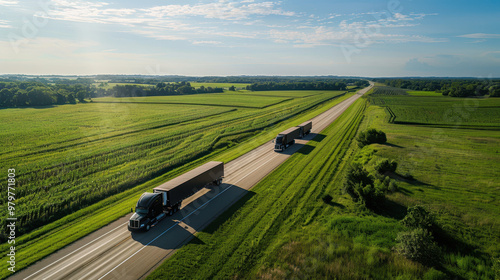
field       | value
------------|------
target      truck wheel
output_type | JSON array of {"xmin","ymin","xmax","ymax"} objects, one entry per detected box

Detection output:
[
  {"xmin": 169, "ymin": 209, "xmax": 173, "ymax": 216},
  {"xmin": 217, "ymin": 178, "xmax": 222, "ymax": 186},
  {"xmin": 174, "ymin": 205, "xmax": 178, "ymax": 213},
  {"xmin": 145, "ymin": 224, "xmax": 150, "ymax": 232}
]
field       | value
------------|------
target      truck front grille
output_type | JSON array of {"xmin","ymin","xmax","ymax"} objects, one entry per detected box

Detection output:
[{"xmin": 130, "ymin": 220, "xmax": 139, "ymax": 228}]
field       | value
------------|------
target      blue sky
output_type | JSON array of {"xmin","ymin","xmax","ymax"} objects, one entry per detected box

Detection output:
[{"xmin": 0, "ymin": 0, "xmax": 499, "ymax": 76}]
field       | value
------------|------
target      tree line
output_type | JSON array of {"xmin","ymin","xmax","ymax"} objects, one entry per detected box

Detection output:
[
  {"xmin": 0, "ymin": 78, "xmax": 370, "ymax": 108},
  {"xmin": 98, "ymin": 75, "xmax": 367, "ymax": 85},
  {"xmin": 108, "ymin": 82, "xmax": 223, "ymax": 97},
  {"xmin": 374, "ymin": 78, "xmax": 500, "ymax": 97},
  {"xmin": 0, "ymin": 81, "xmax": 223, "ymax": 107},
  {"xmin": 246, "ymin": 81, "xmax": 349, "ymax": 91}
]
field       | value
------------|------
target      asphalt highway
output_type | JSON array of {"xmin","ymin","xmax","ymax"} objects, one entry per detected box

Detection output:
[{"xmin": 11, "ymin": 83, "xmax": 373, "ymax": 280}]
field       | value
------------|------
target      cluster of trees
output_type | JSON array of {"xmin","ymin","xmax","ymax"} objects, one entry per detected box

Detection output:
[
  {"xmin": 0, "ymin": 81, "xmax": 94, "ymax": 107},
  {"xmin": 396, "ymin": 206, "xmax": 442, "ymax": 267},
  {"xmin": 374, "ymin": 78, "xmax": 500, "ymax": 97},
  {"xmin": 109, "ymin": 82, "xmax": 223, "ymax": 97},
  {"xmin": 0, "ymin": 81, "xmax": 223, "ymax": 107},
  {"xmin": 357, "ymin": 128, "xmax": 387, "ymax": 147},
  {"xmin": 246, "ymin": 81, "xmax": 347, "ymax": 91}
]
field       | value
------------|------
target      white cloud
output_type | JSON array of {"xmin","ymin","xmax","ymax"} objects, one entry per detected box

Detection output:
[
  {"xmin": 269, "ymin": 12, "xmax": 445, "ymax": 48},
  {"xmin": 0, "ymin": 0, "xmax": 18, "ymax": 6},
  {"xmin": 43, "ymin": 0, "xmax": 294, "ymax": 42},
  {"xmin": 458, "ymin": 33, "xmax": 500, "ymax": 39},
  {"xmin": 0, "ymin": 19, "xmax": 12, "ymax": 28},
  {"xmin": 140, "ymin": 1, "xmax": 294, "ymax": 20},
  {"xmin": 192, "ymin": 40, "xmax": 222, "ymax": 45}
]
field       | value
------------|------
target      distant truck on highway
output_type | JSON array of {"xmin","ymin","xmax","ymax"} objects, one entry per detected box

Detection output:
[
  {"xmin": 128, "ymin": 161, "xmax": 224, "ymax": 232},
  {"xmin": 274, "ymin": 127, "xmax": 300, "ymax": 152},
  {"xmin": 274, "ymin": 121, "xmax": 313, "ymax": 152}
]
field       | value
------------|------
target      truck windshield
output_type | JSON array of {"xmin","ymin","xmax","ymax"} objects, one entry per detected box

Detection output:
[
  {"xmin": 136, "ymin": 207, "xmax": 148, "ymax": 215},
  {"xmin": 276, "ymin": 136, "xmax": 283, "ymax": 144}
]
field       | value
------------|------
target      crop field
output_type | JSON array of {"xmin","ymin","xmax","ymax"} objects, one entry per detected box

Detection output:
[
  {"xmin": 0, "ymin": 90, "xmax": 350, "ymax": 277},
  {"xmin": 95, "ymin": 82, "xmax": 154, "ymax": 90},
  {"xmin": 407, "ymin": 90, "xmax": 442, "ymax": 96},
  {"xmin": 370, "ymin": 86, "xmax": 408, "ymax": 96},
  {"xmin": 368, "ymin": 95, "xmax": 500, "ymax": 127},
  {"xmin": 189, "ymin": 82, "xmax": 250, "ymax": 89},
  {"xmin": 237, "ymin": 90, "xmax": 326, "ymax": 98},
  {"xmin": 94, "ymin": 92, "xmax": 289, "ymax": 108}
]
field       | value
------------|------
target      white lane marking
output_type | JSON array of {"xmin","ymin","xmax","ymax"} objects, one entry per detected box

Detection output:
[
  {"xmin": 97, "ymin": 154, "xmax": 281, "ymax": 280},
  {"xmin": 24, "ymin": 222, "xmax": 129, "ymax": 280},
  {"xmin": 78, "ymin": 238, "xmax": 141, "ymax": 280},
  {"xmin": 37, "ymin": 229, "xmax": 132, "ymax": 280}
]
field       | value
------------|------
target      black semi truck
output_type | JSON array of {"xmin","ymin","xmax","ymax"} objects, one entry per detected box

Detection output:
[
  {"xmin": 274, "ymin": 126, "xmax": 301, "ymax": 152},
  {"xmin": 128, "ymin": 161, "xmax": 224, "ymax": 231}
]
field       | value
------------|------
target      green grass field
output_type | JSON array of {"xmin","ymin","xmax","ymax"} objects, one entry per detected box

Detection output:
[
  {"xmin": 189, "ymin": 82, "xmax": 250, "ymax": 89},
  {"xmin": 407, "ymin": 90, "xmax": 442, "ymax": 96},
  {"xmin": 147, "ymin": 91, "xmax": 499, "ymax": 279},
  {"xmin": 358, "ymin": 95, "xmax": 500, "ymax": 279},
  {"xmin": 0, "ymin": 90, "xmax": 352, "ymax": 278},
  {"xmin": 236, "ymin": 90, "xmax": 326, "ymax": 98},
  {"xmin": 94, "ymin": 92, "xmax": 290, "ymax": 108},
  {"xmin": 368, "ymin": 95, "xmax": 500, "ymax": 128},
  {"xmin": 370, "ymin": 86, "xmax": 408, "ymax": 96},
  {"xmin": 95, "ymin": 82, "xmax": 154, "ymax": 90}
]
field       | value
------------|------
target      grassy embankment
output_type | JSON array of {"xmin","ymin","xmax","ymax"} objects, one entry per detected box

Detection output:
[
  {"xmin": 148, "ymin": 86, "xmax": 499, "ymax": 279},
  {"xmin": 0, "ymin": 90, "xmax": 354, "ymax": 278},
  {"xmin": 362, "ymin": 89, "xmax": 499, "ymax": 278}
]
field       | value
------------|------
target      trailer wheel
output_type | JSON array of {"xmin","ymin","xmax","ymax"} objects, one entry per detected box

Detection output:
[
  {"xmin": 145, "ymin": 224, "xmax": 150, "ymax": 232},
  {"xmin": 174, "ymin": 205, "xmax": 178, "ymax": 213},
  {"xmin": 217, "ymin": 178, "xmax": 222, "ymax": 186},
  {"xmin": 169, "ymin": 209, "xmax": 173, "ymax": 216}
]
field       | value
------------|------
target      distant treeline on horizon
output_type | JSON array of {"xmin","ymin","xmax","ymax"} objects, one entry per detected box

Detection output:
[
  {"xmin": 373, "ymin": 78, "xmax": 500, "ymax": 97},
  {"xmin": 0, "ymin": 77, "xmax": 365, "ymax": 108}
]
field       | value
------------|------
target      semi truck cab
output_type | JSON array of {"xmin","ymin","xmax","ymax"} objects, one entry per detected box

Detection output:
[
  {"xmin": 274, "ymin": 135, "xmax": 285, "ymax": 152},
  {"xmin": 128, "ymin": 192, "xmax": 166, "ymax": 232}
]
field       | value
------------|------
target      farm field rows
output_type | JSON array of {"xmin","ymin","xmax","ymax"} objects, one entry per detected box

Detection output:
[
  {"xmin": 0, "ymin": 90, "xmax": 351, "ymax": 278},
  {"xmin": 235, "ymin": 90, "xmax": 327, "ymax": 98},
  {"xmin": 94, "ymin": 82, "xmax": 154, "ymax": 90},
  {"xmin": 368, "ymin": 95, "xmax": 500, "ymax": 127},
  {"xmin": 370, "ymin": 86, "xmax": 408, "ymax": 96},
  {"xmin": 94, "ymin": 92, "xmax": 289, "ymax": 108},
  {"xmin": 189, "ymin": 82, "xmax": 250, "ymax": 89}
]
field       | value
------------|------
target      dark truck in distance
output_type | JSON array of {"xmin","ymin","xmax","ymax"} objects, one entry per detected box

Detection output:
[
  {"xmin": 298, "ymin": 121, "xmax": 312, "ymax": 138},
  {"xmin": 274, "ymin": 126, "xmax": 301, "ymax": 152},
  {"xmin": 128, "ymin": 161, "xmax": 224, "ymax": 232}
]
